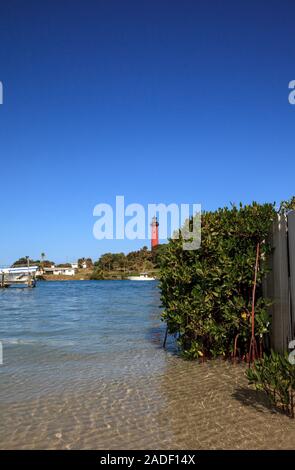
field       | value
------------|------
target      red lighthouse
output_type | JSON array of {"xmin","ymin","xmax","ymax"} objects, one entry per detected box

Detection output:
[{"xmin": 151, "ymin": 216, "xmax": 159, "ymax": 250}]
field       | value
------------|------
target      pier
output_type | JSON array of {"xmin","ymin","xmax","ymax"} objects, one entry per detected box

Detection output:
[{"xmin": 0, "ymin": 267, "xmax": 38, "ymax": 288}]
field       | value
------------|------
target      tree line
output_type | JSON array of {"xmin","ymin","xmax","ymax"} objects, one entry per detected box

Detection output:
[{"xmin": 11, "ymin": 245, "xmax": 168, "ymax": 279}]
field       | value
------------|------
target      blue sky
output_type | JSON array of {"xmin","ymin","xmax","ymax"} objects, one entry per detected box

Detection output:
[{"xmin": 0, "ymin": 0, "xmax": 294, "ymax": 264}]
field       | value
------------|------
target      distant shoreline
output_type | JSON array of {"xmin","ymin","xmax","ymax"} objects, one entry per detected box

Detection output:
[
  {"xmin": 39, "ymin": 277, "xmax": 158, "ymax": 282},
  {"xmin": 41, "ymin": 278, "xmax": 130, "ymax": 282}
]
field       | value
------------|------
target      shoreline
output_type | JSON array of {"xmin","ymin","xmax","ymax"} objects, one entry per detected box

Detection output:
[{"xmin": 39, "ymin": 277, "xmax": 159, "ymax": 282}]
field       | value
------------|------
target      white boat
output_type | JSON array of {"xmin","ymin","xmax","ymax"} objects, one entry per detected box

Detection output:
[
  {"xmin": 0, "ymin": 266, "xmax": 39, "ymax": 287},
  {"xmin": 127, "ymin": 272, "xmax": 156, "ymax": 281}
]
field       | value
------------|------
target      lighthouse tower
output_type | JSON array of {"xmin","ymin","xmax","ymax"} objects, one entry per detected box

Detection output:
[{"xmin": 151, "ymin": 216, "xmax": 159, "ymax": 250}]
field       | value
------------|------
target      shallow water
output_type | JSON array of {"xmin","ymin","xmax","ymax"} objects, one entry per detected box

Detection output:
[
  {"xmin": 0, "ymin": 281, "xmax": 166, "ymax": 401},
  {"xmin": 0, "ymin": 281, "xmax": 295, "ymax": 449}
]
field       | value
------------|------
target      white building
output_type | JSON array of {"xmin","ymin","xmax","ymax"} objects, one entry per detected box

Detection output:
[{"xmin": 44, "ymin": 266, "xmax": 76, "ymax": 276}]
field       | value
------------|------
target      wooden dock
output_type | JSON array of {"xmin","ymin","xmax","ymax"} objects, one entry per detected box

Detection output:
[{"xmin": 0, "ymin": 267, "xmax": 38, "ymax": 288}]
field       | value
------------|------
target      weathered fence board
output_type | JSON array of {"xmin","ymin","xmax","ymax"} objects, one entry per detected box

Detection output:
[
  {"xmin": 287, "ymin": 211, "xmax": 295, "ymax": 344},
  {"xmin": 266, "ymin": 212, "xmax": 295, "ymax": 353},
  {"xmin": 269, "ymin": 214, "xmax": 290, "ymax": 352}
]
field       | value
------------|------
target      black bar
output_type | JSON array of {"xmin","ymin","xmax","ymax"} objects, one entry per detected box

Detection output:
[{"xmin": 1, "ymin": 450, "xmax": 295, "ymax": 466}]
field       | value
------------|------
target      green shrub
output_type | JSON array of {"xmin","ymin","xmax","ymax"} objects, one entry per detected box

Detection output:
[
  {"xmin": 159, "ymin": 202, "xmax": 276, "ymax": 359},
  {"xmin": 90, "ymin": 267, "xmax": 105, "ymax": 280},
  {"xmin": 246, "ymin": 351, "xmax": 295, "ymax": 418}
]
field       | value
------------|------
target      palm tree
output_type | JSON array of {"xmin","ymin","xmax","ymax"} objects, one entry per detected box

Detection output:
[{"xmin": 40, "ymin": 252, "xmax": 46, "ymax": 273}]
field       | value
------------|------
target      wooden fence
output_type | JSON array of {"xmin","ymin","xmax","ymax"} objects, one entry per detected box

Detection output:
[{"xmin": 264, "ymin": 211, "xmax": 295, "ymax": 353}]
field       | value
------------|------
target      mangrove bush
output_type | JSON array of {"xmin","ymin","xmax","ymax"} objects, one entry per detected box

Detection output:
[
  {"xmin": 160, "ymin": 202, "xmax": 276, "ymax": 359},
  {"xmin": 246, "ymin": 351, "xmax": 295, "ymax": 418}
]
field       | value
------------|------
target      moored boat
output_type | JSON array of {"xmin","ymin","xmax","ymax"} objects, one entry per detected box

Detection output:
[
  {"xmin": 0, "ymin": 266, "xmax": 38, "ymax": 287},
  {"xmin": 127, "ymin": 272, "xmax": 156, "ymax": 281}
]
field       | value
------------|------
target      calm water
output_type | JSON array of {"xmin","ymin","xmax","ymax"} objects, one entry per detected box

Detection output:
[
  {"xmin": 0, "ymin": 281, "xmax": 165, "ymax": 401},
  {"xmin": 1, "ymin": 281, "xmax": 294, "ymax": 450}
]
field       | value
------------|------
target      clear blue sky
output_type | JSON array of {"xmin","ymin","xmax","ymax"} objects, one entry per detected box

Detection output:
[{"xmin": 0, "ymin": 0, "xmax": 294, "ymax": 265}]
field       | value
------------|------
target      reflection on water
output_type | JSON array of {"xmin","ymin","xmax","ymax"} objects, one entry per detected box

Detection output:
[{"xmin": 0, "ymin": 281, "xmax": 295, "ymax": 449}]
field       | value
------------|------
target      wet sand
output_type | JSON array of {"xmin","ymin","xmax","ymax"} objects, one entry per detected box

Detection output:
[
  {"xmin": 1, "ymin": 358, "xmax": 295, "ymax": 450},
  {"xmin": 1, "ymin": 281, "xmax": 294, "ymax": 450}
]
